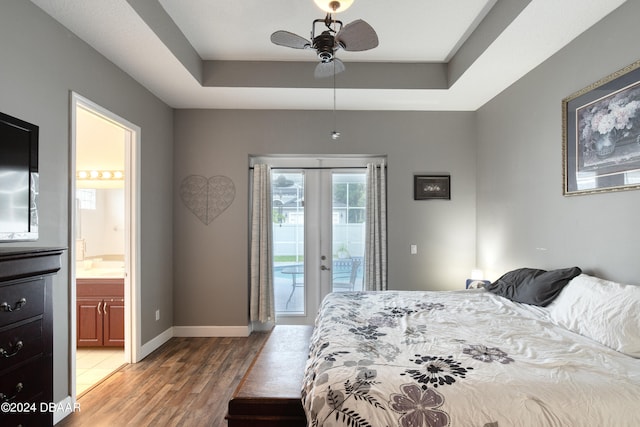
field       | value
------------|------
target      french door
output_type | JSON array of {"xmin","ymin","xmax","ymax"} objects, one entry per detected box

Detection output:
[{"xmin": 272, "ymin": 168, "xmax": 366, "ymax": 325}]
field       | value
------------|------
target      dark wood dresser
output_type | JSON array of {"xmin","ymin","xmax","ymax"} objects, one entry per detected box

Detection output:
[{"xmin": 0, "ymin": 247, "xmax": 64, "ymax": 426}]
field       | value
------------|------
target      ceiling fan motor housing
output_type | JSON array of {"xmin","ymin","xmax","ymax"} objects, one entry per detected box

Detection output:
[{"xmin": 313, "ymin": 31, "xmax": 336, "ymax": 62}]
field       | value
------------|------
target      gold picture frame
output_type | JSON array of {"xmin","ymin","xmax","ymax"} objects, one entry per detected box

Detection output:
[{"xmin": 562, "ymin": 60, "xmax": 640, "ymax": 195}]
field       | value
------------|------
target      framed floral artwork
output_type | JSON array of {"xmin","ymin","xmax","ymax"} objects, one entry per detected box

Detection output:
[
  {"xmin": 563, "ymin": 60, "xmax": 640, "ymax": 195},
  {"xmin": 414, "ymin": 175, "xmax": 450, "ymax": 200}
]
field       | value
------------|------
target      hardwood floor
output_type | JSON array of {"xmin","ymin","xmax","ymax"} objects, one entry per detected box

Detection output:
[{"xmin": 58, "ymin": 333, "xmax": 270, "ymax": 427}]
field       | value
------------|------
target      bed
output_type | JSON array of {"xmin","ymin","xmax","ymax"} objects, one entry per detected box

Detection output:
[{"xmin": 301, "ymin": 271, "xmax": 640, "ymax": 426}]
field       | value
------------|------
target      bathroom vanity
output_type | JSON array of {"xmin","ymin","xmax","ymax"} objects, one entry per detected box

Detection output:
[{"xmin": 76, "ymin": 259, "xmax": 124, "ymax": 347}]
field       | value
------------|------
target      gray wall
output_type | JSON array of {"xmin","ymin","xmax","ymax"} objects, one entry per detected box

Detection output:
[
  {"xmin": 0, "ymin": 1, "xmax": 174, "ymax": 402},
  {"xmin": 173, "ymin": 110, "xmax": 478, "ymax": 326},
  {"xmin": 476, "ymin": 0, "xmax": 639, "ymax": 285}
]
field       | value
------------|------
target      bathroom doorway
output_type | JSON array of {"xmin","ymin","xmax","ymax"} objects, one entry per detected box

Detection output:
[{"xmin": 70, "ymin": 93, "xmax": 140, "ymax": 397}]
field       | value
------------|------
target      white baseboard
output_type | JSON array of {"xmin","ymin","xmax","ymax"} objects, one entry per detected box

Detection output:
[
  {"xmin": 53, "ymin": 395, "xmax": 81, "ymax": 424},
  {"xmin": 138, "ymin": 326, "xmax": 174, "ymax": 361},
  {"xmin": 173, "ymin": 325, "xmax": 250, "ymax": 337}
]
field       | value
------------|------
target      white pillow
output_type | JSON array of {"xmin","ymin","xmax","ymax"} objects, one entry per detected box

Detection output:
[{"xmin": 548, "ymin": 274, "xmax": 640, "ymax": 358}]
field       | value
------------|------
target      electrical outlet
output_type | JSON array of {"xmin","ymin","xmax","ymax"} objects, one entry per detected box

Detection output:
[
  {"xmin": 410, "ymin": 244, "xmax": 418, "ymax": 255},
  {"xmin": 155, "ymin": 309, "xmax": 160, "ymax": 321}
]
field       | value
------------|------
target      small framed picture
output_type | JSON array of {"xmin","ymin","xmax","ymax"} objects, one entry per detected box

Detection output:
[{"xmin": 414, "ymin": 175, "xmax": 450, "ymax": 200}]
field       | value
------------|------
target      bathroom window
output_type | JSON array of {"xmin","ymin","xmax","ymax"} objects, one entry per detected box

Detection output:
[{"xmin": 76, "ymin": 189, "xmax": 97, "ymax": 210}]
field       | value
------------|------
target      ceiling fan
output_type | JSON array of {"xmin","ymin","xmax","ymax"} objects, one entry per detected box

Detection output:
[{"xmin": 270, "ymin": 5, "xmax": 378, "ymax": 78}]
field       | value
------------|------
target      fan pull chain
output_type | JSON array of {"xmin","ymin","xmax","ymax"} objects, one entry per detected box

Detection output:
[{"xmin": 331, "ymin": 59, "xmax": 340, "ymax": 140}]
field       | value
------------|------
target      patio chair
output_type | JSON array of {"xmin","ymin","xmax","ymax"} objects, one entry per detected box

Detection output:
[{"xmin": 332, "ymin": 257, "xmax": 361, "ymax": 291}]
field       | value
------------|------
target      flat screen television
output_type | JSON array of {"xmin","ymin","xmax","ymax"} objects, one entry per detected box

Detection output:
[{"xmin": 0, "ymin": 111, "xmax": 39, "ymax": 241}]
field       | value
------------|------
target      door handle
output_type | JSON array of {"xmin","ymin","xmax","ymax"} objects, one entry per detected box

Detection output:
[{"xmin": 321, "ymin": 265, "xmax": 331, "ymax": 271}]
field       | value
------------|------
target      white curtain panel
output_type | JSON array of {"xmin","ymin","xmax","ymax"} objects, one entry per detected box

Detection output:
[
  {"xmin": 365, "ymin": 162, "xmax": 388, "ymax": 291},
  {"xmin": 250, "ymin": 164, "xmax": 275, "ymax": 323}
]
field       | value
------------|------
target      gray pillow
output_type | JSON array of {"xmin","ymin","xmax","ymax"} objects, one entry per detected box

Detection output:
[{"xmin": 485, "ymin": 267, "xmax": 582, "ymax": 306}]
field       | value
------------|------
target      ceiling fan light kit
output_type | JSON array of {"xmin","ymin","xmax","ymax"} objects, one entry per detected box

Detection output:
[{"xmin": 314, "ymin": 0, "xmax": 354, "ymax": 13}]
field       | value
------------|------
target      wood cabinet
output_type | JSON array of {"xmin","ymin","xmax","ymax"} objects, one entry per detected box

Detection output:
[
  {"xmin": 226, "ymin": 326, "xmax": 311, "ymax": 427},
  {"xmin": 76, "ymin": 279, "xmax": 124, "ymax": 347},
  {"xmin": 0, "ymin": 247, "xmax": 63, "ymax": 426}
]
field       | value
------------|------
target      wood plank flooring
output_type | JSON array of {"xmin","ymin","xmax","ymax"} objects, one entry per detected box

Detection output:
[{"xmin": 58, "ymin": 333, "xmax": 270, "ymax": 427}]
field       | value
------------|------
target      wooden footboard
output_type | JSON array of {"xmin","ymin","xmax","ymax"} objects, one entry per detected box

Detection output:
[{"xmin": 226, "ymin": 325, "xmax": 312, "ymax": 427}]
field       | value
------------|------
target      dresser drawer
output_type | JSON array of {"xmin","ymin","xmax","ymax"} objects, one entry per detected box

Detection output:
[
  {"xmin": 0, "ymin": 405, "xmax": 48, "ymax": 427},
  {"xmin": 0, "ymin": 359, "xmax": 47, "ymax": 426},
  {"xmin": 0, "ymin": 320, "xmax": 43, "ymax": 373},
  {"xmin": 0, "ymin": 279, "xmax": 45, "ymax": 327},
  {"xmin": 0, "ymin": 358, "xmax": 44, "ymax": 404}
]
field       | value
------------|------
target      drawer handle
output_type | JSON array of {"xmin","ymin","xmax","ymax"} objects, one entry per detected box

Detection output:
[
  {"xmin": 0, "ymin": 341, "xmax": 23, "ymax": 358},
  {"xmin": 0, "ymin": 382, "xmax": 23, "ymax": 402},
  {"xmin": 0, "ymin": 298, "xmax": 27, "ymax": 312}
]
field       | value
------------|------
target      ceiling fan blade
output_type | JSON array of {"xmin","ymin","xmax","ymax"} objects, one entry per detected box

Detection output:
[
  {"xmin": 336, "ymin": 19, "xmax": 379, "ymax": 51},
  {"xmin": 314, "ymin": 58, "xmax": 346, "ymax": 79},
  {"xmin": 270, "ymin": 30, "xmax": 311, "ymax": 49}
]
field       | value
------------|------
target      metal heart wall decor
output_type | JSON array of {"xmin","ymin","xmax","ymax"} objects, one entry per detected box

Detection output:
[{"xmin": 180, "ymin": 175, "xmax": 236, "ymax": 225}]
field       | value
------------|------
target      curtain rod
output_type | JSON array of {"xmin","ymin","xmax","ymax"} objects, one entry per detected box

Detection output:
[{"xmin": 249, "ymin": 165, "xmax": 386, "ymax": 170}]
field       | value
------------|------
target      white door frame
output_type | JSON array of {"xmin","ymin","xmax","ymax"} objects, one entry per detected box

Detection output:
[
  {"xmin": 304, "ymin": 168, "xmax": 339, "ymax": 322},
  {"xmin": 69, "ymin": 92, "xmax": 141, "ymax": 399}
]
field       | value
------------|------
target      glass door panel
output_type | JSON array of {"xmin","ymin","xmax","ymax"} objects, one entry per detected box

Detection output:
[
  {"xmin": 331, "ymin": 173, "xmax": 365, "ymax": 293},
  {"xmin": 272, "ymin": 171, "xmax": 305, "ymax": 316}
]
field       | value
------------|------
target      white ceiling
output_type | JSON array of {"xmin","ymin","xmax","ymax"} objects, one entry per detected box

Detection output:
[
  {"xmin": 31, "ymin": 0, "xmax": 626, "ymax": 111},
  {"xmin": 160, "ymin": 0, "xmax": 494, "ymax": 63}
]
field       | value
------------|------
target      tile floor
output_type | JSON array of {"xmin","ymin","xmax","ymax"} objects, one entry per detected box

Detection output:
[{"xmin": 76, "ymin": 348, "xmax": 125, "ymax": 396}]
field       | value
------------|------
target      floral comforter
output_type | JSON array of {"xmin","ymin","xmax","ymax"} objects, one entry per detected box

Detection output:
[{"xmin": 302, "ymin": 290, "xmax": 640, "ymax": 427}]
